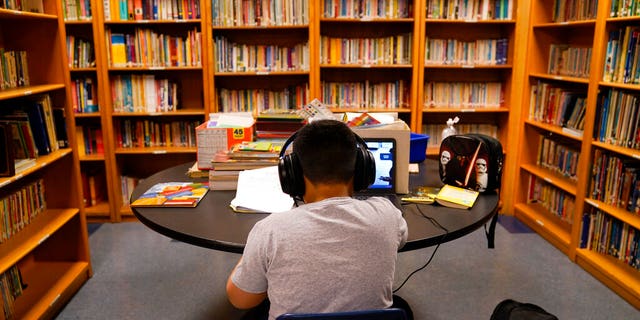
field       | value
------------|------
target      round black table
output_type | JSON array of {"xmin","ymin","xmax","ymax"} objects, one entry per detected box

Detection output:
[{"xmin": 132, "ymin": 160, "xmax": 499, "ymax": 254}]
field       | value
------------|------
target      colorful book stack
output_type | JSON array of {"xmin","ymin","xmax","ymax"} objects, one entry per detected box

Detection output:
[{"xmin": 209, "ymin": 141, "xmax": 282, "ymax": 190}]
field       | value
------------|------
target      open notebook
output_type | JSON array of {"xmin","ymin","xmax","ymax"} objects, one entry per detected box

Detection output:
[{"xmin": 354, "ymin": 138, "xmax": 403, "ymax": 210}]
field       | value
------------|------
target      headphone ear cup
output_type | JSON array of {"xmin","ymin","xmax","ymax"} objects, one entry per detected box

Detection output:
[
  {"xmin": 278, "ymin": 153, "xmax": 305, "ymax": 198},
  {"xmin": 353, "ymin": 148, "xmax": 376, "ymax": 191}
]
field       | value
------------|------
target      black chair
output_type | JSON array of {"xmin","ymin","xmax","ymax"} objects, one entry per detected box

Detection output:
[{"xmin": 276, "ymin": 308, "xmax": 408, "ymax": 320}]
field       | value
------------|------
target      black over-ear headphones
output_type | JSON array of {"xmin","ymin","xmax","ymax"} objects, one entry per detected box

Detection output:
[{"xmin": 278, "ymin": 129, "xmax": 376, "ymax": 199}]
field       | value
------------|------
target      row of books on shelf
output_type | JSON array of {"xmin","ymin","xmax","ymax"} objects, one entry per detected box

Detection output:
[
  {"xmin": 321, "ymin": 80, "xmax": 410, "ymax": 109},
  {"xmin": 0, "ymin": 0, "xmax": 43, "ymax": 13},
  {"xmin": 423, "ymin": 81, "xmax": 503, "ymax": 108},
  {"xmin": 211, "ymin": 0, "xmax": 308, "ymax": 26},
  {"xmin": 581, "ymin": 208, "xmax": 640, "ymax": 270},
  {"xmin": 603, "ymin": 26, "xmax": 640, "ymax": 84},
  {"xmin": 0, "ymin": 266, "xmax": 25, "ymax": 320},
  {"xmin": 71, "ymin": 77, "xmax": 98, "ymax": 113},
  {"xmin": 217, "ymin": 84, "xmax": 309, "ymax": 113},
  {"xmin": 0, "ymin": 180, "xmax": 46, "ymax": 243},
  {"xmin": 595, "ymin": 88, "xmax": 640, "ymax": 149},
  {"xmin": 323, "ymin": 0, "xmax": 412, "ymax": 19},
  {"xmin": 213, "ymin": 37, "xmax": 310, "ymax": 73},
  {"xmin": 426, "ymin": 0, "xmax": 513, "ymax": 20},
  {"xmin": 66, "ymin": 36, "xmax": 95, "ymax": 69},
  {"xmin": 424, "ymin": 37, "xmax": 508, "ymax": 66},
  {"xmin": 320, "ymin": 34, "xmax": 412, "ymax": 65},
  {"xmin": 0, "ymin": 95, "xmax": 65, "ymax": 168},
  {"xmin": 62, "ymin": 0, "xmax": 92, "ymax": 21},
  {"xmin": 589, "ymin": 148, "xmax": 640, "ymax": 213},
  {"xmin": 610, "ymin": 0, "xmax": 640, "ymax": 18},
  {"xmin": 76, "ymin": 125, "xmax": 104, "ymax": 156},
  {"xmin": 104, "ymin": 0, "xmax": 201, "ymax": 21},
  {"xmin": 111, "ymin": 74, "xmax": 179, "ymax": 113},
  {"xmin": 547, "ymin": 44, "xmax": 591, "ymax": 79},
  {"xmin": 552, "ymin": 0, "xmax": 597, "ymax": 22},
  {"xmin": 422, "ymin": 123, "xmax": 498, "ymax": 148},
  {"xmin": 114, "ymin": 119, "xmax": 199, "ymax": 148},
  {"xmin": 0, "ymin": 50, "xmax": 29, "ymax": 90},
  {"xmin": 536, "ymin": 136, "xmax": 581, "ymax": 181},
  {"xmin": 527, "ymin": 174, "xmax": 575, "ymax": 224},
  {"xmin": 528, "ymin": 80, "xmax": 587, "ymax": 133},
  {"xmin": 107, "ymin": 28, "xmax": 202, "ymax": 68},
  {"xmin": 81, "ymin": 170, "xmax": 106, "ymax": 207}
]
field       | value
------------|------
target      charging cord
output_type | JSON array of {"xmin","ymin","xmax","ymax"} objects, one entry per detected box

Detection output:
[{"xmin": 393, "ymin": 204, "xmax": 449, "ymax": 293}]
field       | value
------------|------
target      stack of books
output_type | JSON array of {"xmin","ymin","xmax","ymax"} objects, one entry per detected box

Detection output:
[
  {"xmin": 209, "ymin": 141, "xmax": 282, "ymax": 190},
  {"xmin": 254, "ymin": 111, "xmax": 306, "ymax": 139}
]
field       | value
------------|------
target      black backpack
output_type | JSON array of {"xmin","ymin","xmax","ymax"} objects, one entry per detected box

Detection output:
[
  {"xmin": 438, "ymin": 133, "xmax": 504, "ymax": 193},
  {"xmin": 490, "ymin": 299, "xmax": 559, "ymax": 320}
]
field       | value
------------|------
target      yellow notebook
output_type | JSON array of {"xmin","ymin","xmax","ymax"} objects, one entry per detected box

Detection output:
[{"xmin": 435, "ymin": 184, "xmax": 479, "ymax": 209}]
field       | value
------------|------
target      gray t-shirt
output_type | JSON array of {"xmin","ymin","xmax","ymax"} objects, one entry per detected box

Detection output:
[{"xmin": 231, "ymin": 196, "xmax": 408, "ymax": 319}]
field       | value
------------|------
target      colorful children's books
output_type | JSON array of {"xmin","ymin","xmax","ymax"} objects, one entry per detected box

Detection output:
[{"xmin": 131, "ymin": 182, "xmax": 209, "ymax": 207}]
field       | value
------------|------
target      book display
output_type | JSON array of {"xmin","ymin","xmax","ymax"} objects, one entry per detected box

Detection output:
[
  {"xmin": 511, "ymin": 0, "xmax": 640, "ymax": 308},
  {"xmin": 0, "ymin": 0, "xmax": 92, "ymax": 318}
]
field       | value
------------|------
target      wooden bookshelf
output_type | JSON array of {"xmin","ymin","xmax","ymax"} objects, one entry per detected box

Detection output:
[
  {"xmin": 0, "ymin": 0, "xmax": 91, "ymax": 317},
  {"xmin": 511, "ymin": 0, "xmax": 640, "ymax": 308}
]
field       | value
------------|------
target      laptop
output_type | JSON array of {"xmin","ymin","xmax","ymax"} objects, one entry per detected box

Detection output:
[{"xmin": 354, "ymin": 138, "xmax": 403, "ymax": 210}]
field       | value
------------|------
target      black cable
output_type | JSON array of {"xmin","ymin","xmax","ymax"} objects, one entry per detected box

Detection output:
[{"xmin": 393, "ymin": 204, "xmax": 449, "ymax": 293}]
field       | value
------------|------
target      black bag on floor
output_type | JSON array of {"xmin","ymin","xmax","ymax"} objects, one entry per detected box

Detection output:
[
  {"xmin": 438, "ymin": 133, "xmax": 504, "ymax": 193},
  {"xmin": 490, "ymin": 299, "xmax": 559, "ymax": 320}
]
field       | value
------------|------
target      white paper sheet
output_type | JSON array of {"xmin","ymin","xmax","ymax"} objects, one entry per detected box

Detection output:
[{"xmin": 230, "ymin": 166, "xmax": 294, "ymax": 213}]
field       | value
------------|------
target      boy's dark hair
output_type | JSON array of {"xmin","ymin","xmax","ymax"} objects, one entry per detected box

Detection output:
[{"xmin": 293, "ymin": 119, "xmax": 356, "ymax": 185}]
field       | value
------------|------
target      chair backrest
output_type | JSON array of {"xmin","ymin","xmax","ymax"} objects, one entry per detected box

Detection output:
[{"xmin": 276, "ymin": 308, "xmax": 407, "ymax": 320}]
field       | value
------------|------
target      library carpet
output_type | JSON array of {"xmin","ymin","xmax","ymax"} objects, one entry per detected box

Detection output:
[{"xmin": 57, "ymin": 216, "xmax": 638, "ymax": 320}]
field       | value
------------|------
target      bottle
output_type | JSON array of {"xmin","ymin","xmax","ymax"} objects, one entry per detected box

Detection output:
[{"xmin": 442, "ymin": 117, "xmax": 459, "ymax": 140}]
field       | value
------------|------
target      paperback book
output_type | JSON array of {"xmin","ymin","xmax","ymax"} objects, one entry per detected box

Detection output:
[
  {"xmin": 435, "ymin": 184, "xmax": 480, "ymax": 209},
  {"xmin": 131, "ymin": 182, "xmax": 209, "ymax": 207}
]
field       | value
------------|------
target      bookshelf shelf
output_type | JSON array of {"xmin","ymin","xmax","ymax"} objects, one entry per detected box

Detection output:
[
  {"xmin": 84, "ymin": 202, "xmax": 111, "ymax": 216},
  {"xmin": 0, "ymin": 208, "xmax": 78, "ymax": 272},
  {"xmin": 0, "ymin": 8, "xmax": 58, "ymax": 20},
  {"xmin": 114, "ymin": 147, "xmax": 197, "ymax": 154},
  {"xmin": 15, "ymin": 260, "xmax": 90, "ymax": 319},
  {"xmin": 533, "ymin": 19, "xmax": 597, "ymax": 28},
  {"xmin": 524, "ymin": 120, "xmax": 584, "ymax": 142},
  {"xmin": 0, "ymin": 84, "xmax": 66, "ymax": 100},
  {"xmin": 425, "ymin": 19, "xmax": 516, "ymax": 24},
  {"xmin": 575, "ymin": 249, "xmax": 640, "ymax": 308},
  {"xmin": 584, "ymin": 199, "xmax": 640, "ymax": 231},
  {"xmin": 514, "ymin": 203, "xmax": 572, "ymax": 255},
  {"xmin": 520, "ymin": 163, "xmax": 577, "ymax": 195},
  {"xmin": 112, "ymin": 110, "xmax": 205, "ymax": 116},
  {"xmin": 320, "ymin": 18, "xmax": 413, "ymax": 23},
  {"xmin": 424, "ymin": 64, "xmax": 513, "ymax": 69},
  {"xmin": 529, "ymin": 73, "xmax": 591, "ymax": 84},
  {"xmin": 0, "ymin": 149, "xmax": 73, "ymax": 188},
  {"xmin": 214, "ymin": 71, "xmax": 310, "ymax": 76},
  {"xmin": 591, "ymin": 141, "xmax": 640, "ymax": 158},
  {"xmin": 212, "ymin": 25, "xmax": 309, "ymax": 31},
  {"xmin": 422, "ymin": 107, "xmax": 510, "ymax": 113},
  {"xmin": 104, "ymin": 19, "xmax": 201, "ymax": 24},
  {"xmin": 74, "ymin": 112, "xmax": 101, "ymax": 118}
]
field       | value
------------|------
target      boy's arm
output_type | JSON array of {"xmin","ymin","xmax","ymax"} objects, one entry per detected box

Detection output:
[{"xmin": 226, "ymin": 258, "xmax": 267, "ymax": 309}]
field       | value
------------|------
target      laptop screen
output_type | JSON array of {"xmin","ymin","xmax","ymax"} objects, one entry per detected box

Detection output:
[{"xmin": 364, "ymin": 138, "xmax": 396, "ymax": 191}]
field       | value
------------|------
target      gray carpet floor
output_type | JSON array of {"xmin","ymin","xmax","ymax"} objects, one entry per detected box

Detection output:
[{"xmin": 55, "ymin": 216, "xmax": 639, "ymax": 319}]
